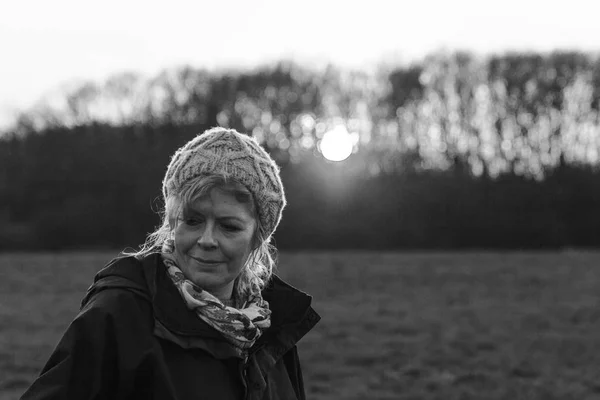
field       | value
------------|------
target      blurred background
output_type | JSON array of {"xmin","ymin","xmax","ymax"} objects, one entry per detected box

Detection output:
[
  {"xmin": 1, "ymin": 0, "xmax": 600, "ymax": 251},
  {"xmin": 2, "ymin": 1, "xmax": 600, "ymax": 399}
]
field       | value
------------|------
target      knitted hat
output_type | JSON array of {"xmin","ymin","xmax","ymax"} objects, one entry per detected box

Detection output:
[{"xmin": 162, "ymin": 127, "xmax": 286, "ymax": 238}]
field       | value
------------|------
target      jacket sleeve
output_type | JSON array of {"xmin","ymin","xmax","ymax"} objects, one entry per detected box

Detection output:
[
  {"xmin": 20, "ymin": 289, "xmax": 154, "ymax": 400},
  {"xmin": 283, "ymin": 346, "xmax": 306, "ymax": 400}
]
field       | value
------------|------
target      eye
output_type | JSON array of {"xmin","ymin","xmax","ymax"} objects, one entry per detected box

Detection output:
[
  {"xmin": 184, "ymin": 217, "xmax": 203, "ymax": 226},
  {"xmin": 223, "ymin": 224, "xmax": 241, "ymax": 232}
]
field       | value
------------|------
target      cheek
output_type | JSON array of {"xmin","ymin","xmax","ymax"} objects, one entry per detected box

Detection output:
[
  {"xmin": 173, "ymin": 226, "xmax": 196, "ymax": 253},
  {"xmin": 222, "ymin": 235, "xmax": 254, "ymax": 262}
]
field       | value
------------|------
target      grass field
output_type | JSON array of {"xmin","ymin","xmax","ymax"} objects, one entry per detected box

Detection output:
[{"xmin": 1, "ymin": 251, "xmax": 600, "ymax": 400}]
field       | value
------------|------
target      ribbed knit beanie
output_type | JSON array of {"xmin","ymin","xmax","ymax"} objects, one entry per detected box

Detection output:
[{"xmin": 162, "ymin": 127, "xmax": 286, "ymax": 238}]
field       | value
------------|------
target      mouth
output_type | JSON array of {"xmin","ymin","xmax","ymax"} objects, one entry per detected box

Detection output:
[{"xmin": 191, "ymin": 257, "xmax": 223, "ymax": 265}]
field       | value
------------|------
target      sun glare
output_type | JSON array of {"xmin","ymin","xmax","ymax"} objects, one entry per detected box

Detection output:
[{"xmin": 319, "ymin": 126, "xmax": 354, "ymax": 162}]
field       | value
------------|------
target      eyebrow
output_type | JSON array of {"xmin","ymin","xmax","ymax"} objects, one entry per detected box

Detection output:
[
  {"xmin": 183, "ymin": 207, "xmax": 250, "ymax": 224},
  {"xmin": 217, "ymin": 216, "xmax": 248, "ymax": 224}
]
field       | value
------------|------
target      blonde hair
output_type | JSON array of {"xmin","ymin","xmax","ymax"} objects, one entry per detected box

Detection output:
[{"xmin": 126, "ymin": 174, "xmax": 277, "ymax": 299}]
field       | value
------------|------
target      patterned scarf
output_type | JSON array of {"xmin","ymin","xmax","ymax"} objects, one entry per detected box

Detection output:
[{"xmin": 161, "ymin": 238, "xmax": 271, "ymax": 350}]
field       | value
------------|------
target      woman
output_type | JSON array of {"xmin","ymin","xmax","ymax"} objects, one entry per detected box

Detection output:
[{"xmin": 21, "ymin": 127, "xmax": 321, "ymax": 400}]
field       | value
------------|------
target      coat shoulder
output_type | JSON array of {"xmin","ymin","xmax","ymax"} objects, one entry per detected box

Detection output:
[
  {"xmin": 80, "ymin": 254, "xmax": 156, "ymax": 309},
  {"xmin": 78, "ymin": 279, "xmax": 154, "ymax": 332},
  {"xmin": 78, "ymin": 254, "xmax": 156, "ymax": 327}
]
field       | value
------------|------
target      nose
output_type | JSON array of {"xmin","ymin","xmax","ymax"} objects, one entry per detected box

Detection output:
[{"xmin": 197, "ymin": 224, "xmax": 218, "ymax": 250}]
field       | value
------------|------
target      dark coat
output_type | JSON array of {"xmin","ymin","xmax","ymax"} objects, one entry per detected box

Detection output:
[{"xmin": 21, "ymin": 254, "xmax": 320, "ymax": 400}]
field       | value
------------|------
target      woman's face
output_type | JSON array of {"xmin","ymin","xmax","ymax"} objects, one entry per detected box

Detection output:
[{"xmin": 172, "ymin": 186, "xmax": 257, "ymax": 300}]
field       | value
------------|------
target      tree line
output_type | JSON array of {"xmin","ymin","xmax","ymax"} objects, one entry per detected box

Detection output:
[{"xmin": 1, "ymin": 51, "xmax": 600, "ymax": 250}]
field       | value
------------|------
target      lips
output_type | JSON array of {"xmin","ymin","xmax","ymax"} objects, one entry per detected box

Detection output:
[{"xmin": 191, "ymin": 257, "xmax": 223, "ymax": 264}]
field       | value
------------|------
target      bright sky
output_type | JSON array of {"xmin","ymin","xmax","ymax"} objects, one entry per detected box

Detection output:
[{"xmin": 1, "ymin": 0, "xmax": 599, "ymax": 129}]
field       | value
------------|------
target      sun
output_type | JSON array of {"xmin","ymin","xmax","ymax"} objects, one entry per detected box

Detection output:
[{"xmin": 319, "ymin": 126, "xmax": 354, "ymax": 162}]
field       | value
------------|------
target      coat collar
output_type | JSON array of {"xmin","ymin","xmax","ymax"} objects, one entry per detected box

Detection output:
[{"xmin": 88, "ymin": 254, "xmax": 320, "ymax": 358}]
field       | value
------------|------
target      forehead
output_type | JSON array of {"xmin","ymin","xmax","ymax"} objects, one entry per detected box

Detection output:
[{"xmin": 186, "ymin": 187, "xmax": 254, "ymax": 220}]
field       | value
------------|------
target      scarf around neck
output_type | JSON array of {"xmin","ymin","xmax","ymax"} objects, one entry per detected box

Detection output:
[{"xmin": 161, "ymin": 239, "xmax": 271, "ymax": 351}]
